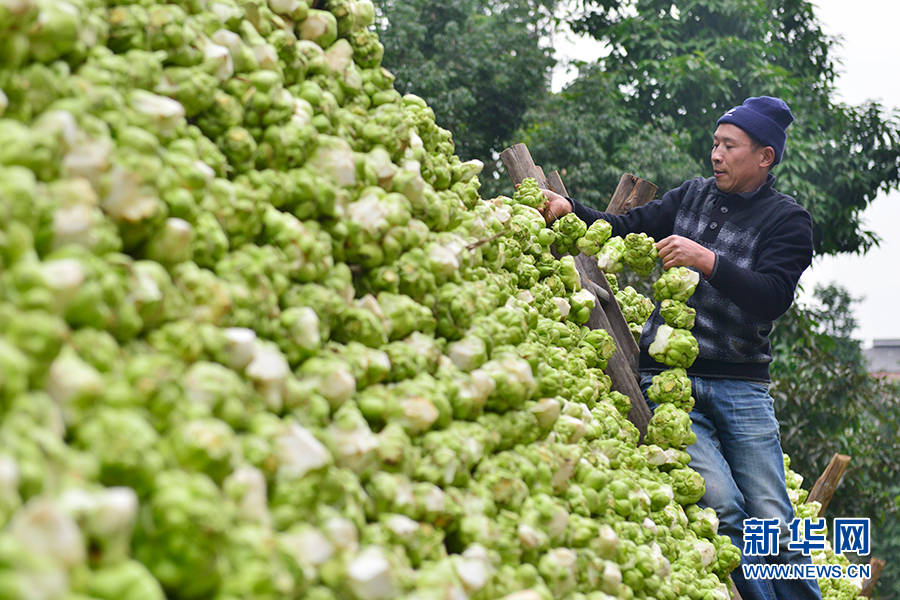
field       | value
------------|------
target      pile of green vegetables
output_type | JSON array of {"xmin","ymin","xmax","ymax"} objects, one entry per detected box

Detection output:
[{"xmin": 0, "ymin": 2, "xmax": 858, "ymax": 600}]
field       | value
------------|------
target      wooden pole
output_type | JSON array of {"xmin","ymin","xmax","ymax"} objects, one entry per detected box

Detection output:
[
  {"xmin": 575, "ymin": 253, "xmax": 639, "ymax": 375},
  {"xmin": 807, "ymin": 453, "xmax": 851, "ymax": 517},
  {"xmin": 546, "ymin": 170, "xmax": 567, "ymax": 197},
  {"xmin": 499, "ymin": 144, "xmax": 550, "ymax": 188},
  {"xmin": 861, "ymin": 557, "xmax": 886, "ymax": 597},
  {"xmin": 802, "ymin": 454, "xmax": 885, "ymax": 597},
  {"xmin": 583, "ymin": 278, "xmax": 611, "ymax": 307},
  {"xmin": 542, "ymin": 166, "xmax": 648, "ymax": 369},
  {"xmin": 581, "ymin": 283, "xmax": 650, "ymax": 431},
  {"xmin": 607, "ymin": 173, "xmax": 659, "ymax": 214}
]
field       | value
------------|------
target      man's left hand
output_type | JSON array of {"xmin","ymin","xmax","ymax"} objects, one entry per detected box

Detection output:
[{"xmin": 656, "ymin": 235, "xmax": 716, "ymax": 277}]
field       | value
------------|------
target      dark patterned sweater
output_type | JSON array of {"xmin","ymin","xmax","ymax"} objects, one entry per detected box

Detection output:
[{"xmin": 569, "ymin": 174, "xmax": 813, "ymax": 382}]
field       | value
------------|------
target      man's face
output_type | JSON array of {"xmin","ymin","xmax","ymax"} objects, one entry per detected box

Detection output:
[{"xmin": 711, "ymin": 124, "xmax": 771, "ymax": 194}]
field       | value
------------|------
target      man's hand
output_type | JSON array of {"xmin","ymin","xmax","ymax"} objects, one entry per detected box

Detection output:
[
  {"xmin": 656, "ymin": 235, "xmax": 717, "ymax": 277},
  {"xmin": 536, "ymin": 188, "xmax": 572, "ymax": 224}
]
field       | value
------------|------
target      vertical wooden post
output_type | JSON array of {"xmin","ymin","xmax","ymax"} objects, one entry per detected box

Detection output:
[
  {"xmin": 499, "ymin": 144, "xmax": 550, "ymax": 188},
  {"xmin": 607, "ymin": 173, "xmax": 659, "ymax": 214},
  {"xmin": 861, "ymin": 557, "xmax": 885, "ymax": 597},
  {"xmin": 546, "ymin": 170, "xmax": 567, "ymax": 197},
  {"xmin": 807, "ymin": 453, "xmax": 851, "ymax": 517}
]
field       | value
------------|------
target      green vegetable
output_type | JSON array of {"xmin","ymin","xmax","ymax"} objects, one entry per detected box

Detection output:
[
  {"xmin": 653, "ymin": 266, "xmax": 701, "ymax": 303},
  {"xmin": 576, "ymin": 219, "xmax": 613, "ymax": 256},
  {"xmin": 383, "ymin": 333, "xmax": 441, "ymax": 384},
  {"xmin": 72, "ymin": 406, "xmax": 165, "ymax": 497},
  {"xmin": 659, "ymin": 298, "xmax": 697, "ymax": 329},
  {"xmin": 512, "ymin": 177, "xmax": 544, "ymax": 209},
  {"xmin": 605, "ymin": 272, "xmax": 619, "ymax": 294},
  {"xmin": 0, "ymin": 0, "xmax": 763, "ymax": 596},
  {"xmin": 552, "ymin": 213, "xmax": 587, "ymax": 256},
  {"xmin": 556, "ymin": 254, "xmax": 581, "ymax": 294},
  {"xmin": 615, "ymin": 286, "xmax": 653, "ymax": 341},
  {"xmin": 647, "ymin": 368, "xmax": 694, "ymax": 412},
  {"xmin": 132, "ymin": 470, "xmax": 233, "ymax": 599},
  {"xmin": 623, "ymin": 232, "xmax": 658, "ymax": 277},
  {"xmin": 646, "ymin": 403, "xmax": 697, "ymax": 450},
  {"xmin": 6, "ymin": 495, "xmax": 86, "ymax": 574},
  {"xmin": 649, "ymin": 324, "xmax": 700, "ymax": 369},
  {"xmin": 480, "ymin": 353, "xmax": 537, "ymax": 413},
  {"xmin": 299, "ymin": 9, "xmax": 339, "ymax": 49},
  {"xmin": 163, "ymin": 417, "xmax": 239, "ymax": 484},
  {"xmin": 667, "ymin": 467, "xmax": 706, "ymax": 505},
  {"xmin": 712, "ymin": 533, "xmax": 742, "ymax": 577},
  {"xmin": 579, "ymin": 329, "xmax": 617, "ymax": 371},
  {"xmin": 508, "ymin": 209, "xmax": 545, "ymax": 255},
  {"xmin": 377, "ymin": 291, "xmax": 436, "ymax": 341},
  {"xmin": 85, "ymin": 558, "xmax": 166, "ymax": 600},
  {"xmin": 568, "ymin": 288, "xmax": 596, "ymax": 325},
  {"xmin": 596, "ymin": 236, "xmax": 626, "ymax": 273}
]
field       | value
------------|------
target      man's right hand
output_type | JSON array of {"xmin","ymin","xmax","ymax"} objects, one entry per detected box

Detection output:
[{"xmin": 537, "ymin": 188, "xmax": 573, "ymax": 224}]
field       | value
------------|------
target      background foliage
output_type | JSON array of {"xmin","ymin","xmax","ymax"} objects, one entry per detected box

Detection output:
[
  {"xmin": 771, "ymin": 286, "xmax": 900, "ymax": 596},
  {"xmin": 374, "ymin": 0, "xmax": 900, "ymax": 594},
  {"xmin": 566, "ymin": 0, "xmax": 900, "ymax": 255},
  {"xmin": 373, "ymin": 0, "xmax": 560, "ymax": 191}
]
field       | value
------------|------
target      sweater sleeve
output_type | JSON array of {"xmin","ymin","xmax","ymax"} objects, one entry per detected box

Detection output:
[
  {"xmin": 568, "ymin": 180, "xmax": 691, "ymax": 241},
  {"xmin": 706, "ymin": 205, "xmax": 813, "ymax": 321}
]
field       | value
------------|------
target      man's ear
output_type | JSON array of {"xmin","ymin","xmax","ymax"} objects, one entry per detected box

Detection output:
[{"xmin": 760, "ymin": 146, "xmax": 776, "ymax": 169}]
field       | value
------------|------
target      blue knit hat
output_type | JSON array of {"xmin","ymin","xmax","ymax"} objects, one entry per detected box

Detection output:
[{"xmin": 717, "ymin": 96, "xmax": 794, "ymax": 165}]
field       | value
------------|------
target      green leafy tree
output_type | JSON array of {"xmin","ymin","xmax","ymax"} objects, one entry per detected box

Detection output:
[
  {"xmin": 563, "ymin": 0, "xmax": 900, "ymax": 255},
  {"xmin": 373, "ymin": 0, "xmax": 560, "ymax": 196},
  {"xmin": 520, "ymin": 65, "xmax": 699, "ymax": 207},
  {"xmin": 771, "ymin": 284, "xmax": 900, "ymax": 596}
]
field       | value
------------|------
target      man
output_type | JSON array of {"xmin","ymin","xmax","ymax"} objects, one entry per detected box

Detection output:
[{"xmin": 538, "ymin": 97, "xmax": 821, "ymax": 600}]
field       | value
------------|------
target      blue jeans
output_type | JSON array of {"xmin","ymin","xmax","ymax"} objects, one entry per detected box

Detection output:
[{"xmin": 641, "ymin": 375, "xmax": 822, "ymax": 600}]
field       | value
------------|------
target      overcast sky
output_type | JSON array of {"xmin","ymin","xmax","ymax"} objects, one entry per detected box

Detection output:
[{"xmin": 552, "ymin": 1, "xmax": 900, "ymax": 347}]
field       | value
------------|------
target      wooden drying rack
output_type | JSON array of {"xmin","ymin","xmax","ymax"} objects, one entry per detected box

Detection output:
[
  {"xmin": 499, "ymin": 143, "xmax": 657, "ymax": 437},
  {"xmin": 499, "ymin": 144, "xmax": 884, "ymax": 595}
]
